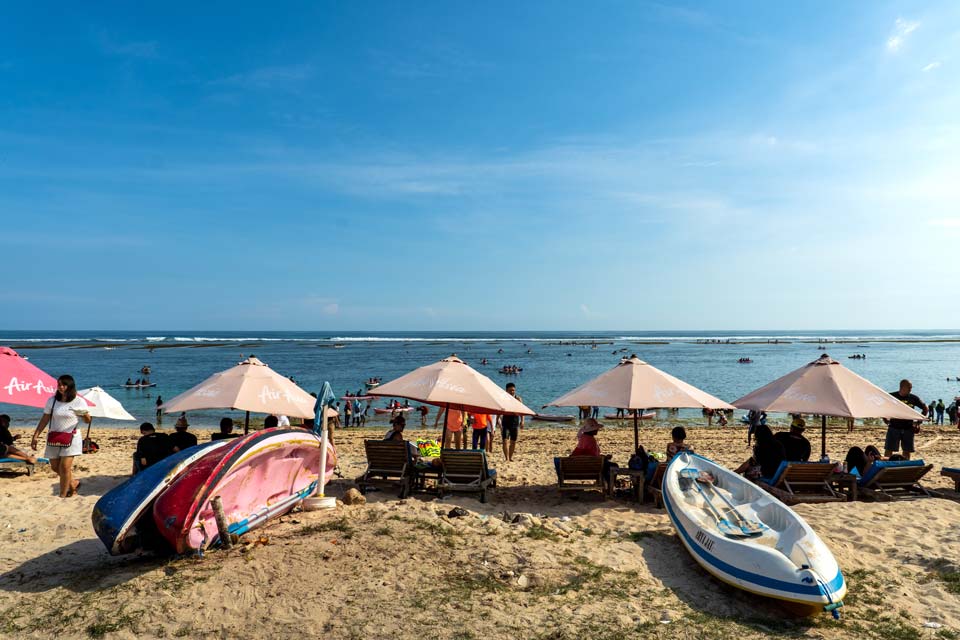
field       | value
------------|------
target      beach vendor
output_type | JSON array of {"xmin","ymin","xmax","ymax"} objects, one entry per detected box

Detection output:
[
  {"xmin": 883, "ymin": 379, "xmax": 927, "ymax": 460},
  {"xmin": 470, "ymin": 413, "xmax": 490, "ymax": 450},
  {"xmin": 30, "ymin": 374, "xmax": 91, "ymax": 498}
]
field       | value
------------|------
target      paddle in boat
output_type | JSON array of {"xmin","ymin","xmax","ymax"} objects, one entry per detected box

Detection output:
[
  {"xmin": 663, "ymin": 452, "xmax": 846, "ymax": 618},
  {"xmin": 153, "ymin": 427, "xmax": 336, "ymax": 555},
  {"xmin": 92, "ymin": 440, "xmax": 230, "ymax": 555}
]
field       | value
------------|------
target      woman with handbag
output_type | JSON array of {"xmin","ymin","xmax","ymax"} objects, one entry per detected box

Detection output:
[{"xmin": 30, "ymin": 375, "xmax": 91, "ymax": 498}]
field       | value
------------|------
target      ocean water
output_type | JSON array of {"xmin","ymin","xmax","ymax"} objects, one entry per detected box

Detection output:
[{"xmin": 2, "ymin": 330, "xmax": 959, "ymax": 429}]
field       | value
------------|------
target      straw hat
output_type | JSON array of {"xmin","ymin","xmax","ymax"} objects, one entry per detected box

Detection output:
[{"xmin": 577, "ymin": 418, "xmax": 603, "ymax": 437}]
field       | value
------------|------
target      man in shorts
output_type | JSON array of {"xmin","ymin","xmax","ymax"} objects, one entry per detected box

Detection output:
[
  {"xmin": 884, "ymin": 379, "xmax": 928, "ymax": 460},
  {"xmin": 499, "ymin": 382, "xmax": 523, "ymax": 462}
]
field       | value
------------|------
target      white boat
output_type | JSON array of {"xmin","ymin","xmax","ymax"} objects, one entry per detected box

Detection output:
[{"xmin": 663, "ymin": 452, "xmax": 846, "ymax": 617}]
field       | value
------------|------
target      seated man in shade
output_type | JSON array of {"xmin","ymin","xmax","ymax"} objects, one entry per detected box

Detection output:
[
  {"xmin": 169, "ymin": 414, "xmax": 198, "ymax": 453},
  {"xmin": 264, "ymin": 415, "xmax": 279, "ymax": 429},
  {"xmin": 134, "ymin": 422, "xmax": 172, "ymax": 474},
  {"xmin": 773, "ymin": 417, "xmax": 811, "ymax": 462},
  {"xmin": 211, "ymin": 417, "xmax": 241, "ymax": 441}
]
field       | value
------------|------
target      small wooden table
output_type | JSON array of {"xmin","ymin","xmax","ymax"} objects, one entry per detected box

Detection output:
[
  {"xmin": 608, "ymin": 467, "xmax": 646, "ymax": 502},
  {"xmin": 830, "ymin": 472, "xmax": 858, "ymax": 502}
]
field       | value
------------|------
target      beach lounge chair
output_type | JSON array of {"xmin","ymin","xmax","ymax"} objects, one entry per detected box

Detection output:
[
  {"xmin": 556, "ymin": 456, "xmax": 605, "ymax": 495},
  {"xmin": 437, "ymin": 449, "xmax": 496, "ymax": 503},
  {"xmin": 858, "ymin": 459, "xmax": 933, "ymax": 500},
  {"xmin": 645, "ymin": 462, "xmax": 668, "ymax": 507},
  {"xmin": 758, "ymin": 461, "xmax": 844, "ymax": 504},
  {"xmin": 0, "ymin": 457, "xmax": 48, "ymax": 477},
  {"xmin": 942, "ymin": 467, "xmax": 960, "ymax": 492},
  {"xmin": 355, "ymin": 440, "xmax": 414, "ymax": 499}
]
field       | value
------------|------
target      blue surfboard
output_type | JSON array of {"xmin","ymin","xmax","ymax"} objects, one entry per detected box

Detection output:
[{"xmin": 92, "ymin": 440, "xmax": 229, "ymax": 555}]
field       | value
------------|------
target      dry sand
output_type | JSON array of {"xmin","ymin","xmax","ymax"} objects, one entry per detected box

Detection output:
[{"xmin": 1, "ymin": 420, "xmax": 959, "ymax": 640}]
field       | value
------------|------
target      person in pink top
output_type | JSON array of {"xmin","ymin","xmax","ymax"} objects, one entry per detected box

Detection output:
[{"xmin": 571, "ymin": 420, "xmax": 603, "ymax": 457}]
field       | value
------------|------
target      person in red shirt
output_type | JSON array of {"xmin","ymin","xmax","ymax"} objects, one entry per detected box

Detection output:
[{"xmin": 571, "ymin": 419, "xmax": 603, "ymax": 456}]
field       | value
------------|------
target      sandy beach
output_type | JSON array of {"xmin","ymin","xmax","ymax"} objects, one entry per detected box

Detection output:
[{"xmin": 2, "ymin": 420, "xmax": 959, "ymax": 640}]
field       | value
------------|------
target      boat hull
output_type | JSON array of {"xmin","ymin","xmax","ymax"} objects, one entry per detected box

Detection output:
[
  {"xmin": 92, "ymin": 441, "xmax": 230, "ymax": 555},
  {"xmin": 153, "ymin": 428, "xmax": 336, "ymax": 554},
  {"xmin": 663, "ymin": 452, "xmax": 846, "ymax": 614}
]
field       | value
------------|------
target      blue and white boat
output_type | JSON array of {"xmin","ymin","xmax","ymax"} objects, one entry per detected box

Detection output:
[
  {"xmin": 92, "ymin": 440, "xmax": 229, "ymax": 555},
  {"xmin": 663, "ymin": 452, "xmax": 846, "ymax": 617}
]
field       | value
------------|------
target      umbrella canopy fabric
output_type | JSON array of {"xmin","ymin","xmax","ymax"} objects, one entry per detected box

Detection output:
[
  {"xmin": 732, "ymin": 354, "xmax": 924, "ymax": 420},
  {"xmin": 79, "ymin": 387, "xmax": 136, "ymax": 421},
  {"xmin": 0, "ymin": 346, "xmax": 59, "ymax": 408},
  {"xmin": 368, "ymin": 355, "xmax": 534, "ymax": 416},
  {"xmin": 546, "ymin": 356, "xmax": 734, "ymax": 411},
  {"xmin": 160, "ymin": 356, "xmax": 315, "ymax": 419}
]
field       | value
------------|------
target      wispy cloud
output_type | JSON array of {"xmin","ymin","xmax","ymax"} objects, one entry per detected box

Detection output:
[
  {"xmin": 922, "ymin": 61, "xmax": 942, "ymax": 72},
  {"xmin": 211, "ymin": 65, "xmax": 312, "ymax": 91},
  {"xmin": 886, "ymin": 18, "xmax": 919, "ymax": 52}
]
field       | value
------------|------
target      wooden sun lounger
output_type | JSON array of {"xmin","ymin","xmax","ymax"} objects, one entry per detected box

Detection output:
[
  {"xmin": 355, "ymin": 440, "xmax": 414, "ymax": 499},
  {"xmin": 557, "ymin": 456, "xmax": 605, "ymax": 495},
  {"xmin": 759, "ymin": 462, "xmax": 844, "ymax": 505},
  {"xmin": 941, "ymin": 468, "xmax": 960, "ymax": 492},
  {"xmin": 646, "ymin": 462, "xmax": 668, "ymax": 508},
  {"xmin": 438, "ymin": 449, "xmax": 496, "ymax": 503},
  {"xmin": 859, "ymin": 463, "xmax": 933, "ymax": 501},
  {"xmin": 0, "ymin": 457, "xmax": 48, "ymax": 477}
]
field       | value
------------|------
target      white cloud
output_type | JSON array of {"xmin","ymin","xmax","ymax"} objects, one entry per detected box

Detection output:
[
  {"xmin": 580, "ymin": 304, "xmax": 591, "ymax": 315},
  {"xmin": 886, "ymin": 18, "xmax": 919, "ymax": 52},
  {"xmin": 922, "ymin": 61, "xmax": 942, "ymax": 72}
]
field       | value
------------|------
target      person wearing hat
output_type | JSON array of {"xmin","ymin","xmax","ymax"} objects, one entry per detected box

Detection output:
[
  {"xmin": 774, "ymin": 415, "xmax": 811, "ymax": 462},
  {"xmin": 169, "ymin": 413, "xmax": 197, "ymax": 453},
  {"xmin": 555, "ymin": 418, "xmax": 614, "ymax": 490}
]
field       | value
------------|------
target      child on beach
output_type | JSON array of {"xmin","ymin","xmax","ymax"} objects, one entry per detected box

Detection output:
[{"xmin": 666, "ymin": 426, "xmax": 693, "ymax": 461}]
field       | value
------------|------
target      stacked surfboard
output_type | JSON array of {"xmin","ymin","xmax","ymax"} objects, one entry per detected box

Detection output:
[{"xmin": 92, "ymin": 427, "xmax": 336, "ymax": 556}]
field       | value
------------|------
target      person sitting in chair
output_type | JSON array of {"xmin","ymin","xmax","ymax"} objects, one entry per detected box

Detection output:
[
  {"xmin": 773, "ymin": 417, "xmax": 811, "ymax": 462},
  {"xmin": 666, "ymin": 426, "xmax": 693, "ymax": 461},
  {"xmin": 0, "ymin": 414, "xmax": 37, "ymax": 464},
  {"xmin": 383, "ymin": 415, "xmax": 419, "ymax": 460},
  {"xmin": 211, "ymin": 417, "xmax": 241, "ymax": 441}
]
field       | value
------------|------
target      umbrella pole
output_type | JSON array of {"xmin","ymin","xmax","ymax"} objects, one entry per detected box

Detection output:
[
  {"xmin": 441, "ymin": 405, "xmax": 449, "ymax": 449},
  {"xmin": 244, "ymin": 411, "xmax": 250, "ymax": 435},
  {"xmin": 821, "ymin": 415, "xmax": 827, "ymax": 460},
  {"xmin": 85, "ymin": 416, "xmax": 93, "ymax": 443},
  {"xmin": 633, "ymin": 412, "xmax": 639, "ymax": 452}
]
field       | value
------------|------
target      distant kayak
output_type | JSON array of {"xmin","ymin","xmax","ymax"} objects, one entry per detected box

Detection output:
[
  {"xmin": 342, "ymin": 395, "xmax": 375, "ymax": 401},
  {"xmin": 532, "ymin": 414, "xmax": 575, "ymax": 422},
  {"xmin": 123, "ymin": 383, "xmax": 156, "ymax": 388},
  {"xmin": 373, "ymin": 406, "xmax": 414, "ymax": 414},
  {"xmin": 603, "ymin": 412, "xmax": 655, "ymax": 420}
]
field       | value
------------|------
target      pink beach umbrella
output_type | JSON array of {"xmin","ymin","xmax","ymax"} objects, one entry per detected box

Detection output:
[
  {"xmin": 0, "ymin": 346, "xmax": 59, "ymax": 408},
  {"xmin": 732, "ymin": 353, "xmax": 925, "ymax": 459},
  {"xmin": 546, "ymin": 355, "xmax": 734, "ymax": 451},
  {"xmin": 160, "ymin": 356, "xmax": 315, "ymax": 434}
]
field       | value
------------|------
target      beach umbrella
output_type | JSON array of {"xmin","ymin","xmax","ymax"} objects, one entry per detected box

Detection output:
[
  {"xmin": 160, "ymin": 356, "xmax": 314, "ymax": 434},
  {"xmin": 546, "ymin": 355, "xmax": 734, "ymax": 451},
  {"xmin": 78, "ymin": 386, "xmax": 136, "ymax": 451},
  {"xmin": 367, "ymin": 354, "xmax": 534, "ymax": 446},
  {"xmin": 732, "ymin": 353, "xmax": 925, "ymax": 459},
  {"xmin": 0, "ymin": 346, "xmax": 59, "ymax": 408}
]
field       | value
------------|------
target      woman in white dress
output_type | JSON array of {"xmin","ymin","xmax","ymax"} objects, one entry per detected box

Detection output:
[{"xmin": 30, "ymin": 375, "xmax": 92, "ymax": 498}]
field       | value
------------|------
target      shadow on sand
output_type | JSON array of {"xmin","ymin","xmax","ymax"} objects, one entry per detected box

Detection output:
[{"xmin": 0, "ymin": 538, "xmax": 165, "ymax": 594}]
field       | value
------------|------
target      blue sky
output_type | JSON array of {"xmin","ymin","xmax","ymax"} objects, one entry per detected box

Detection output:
[{"xmin": 2, "ymin": 1, "xmax": 958, "ymax": 331}]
